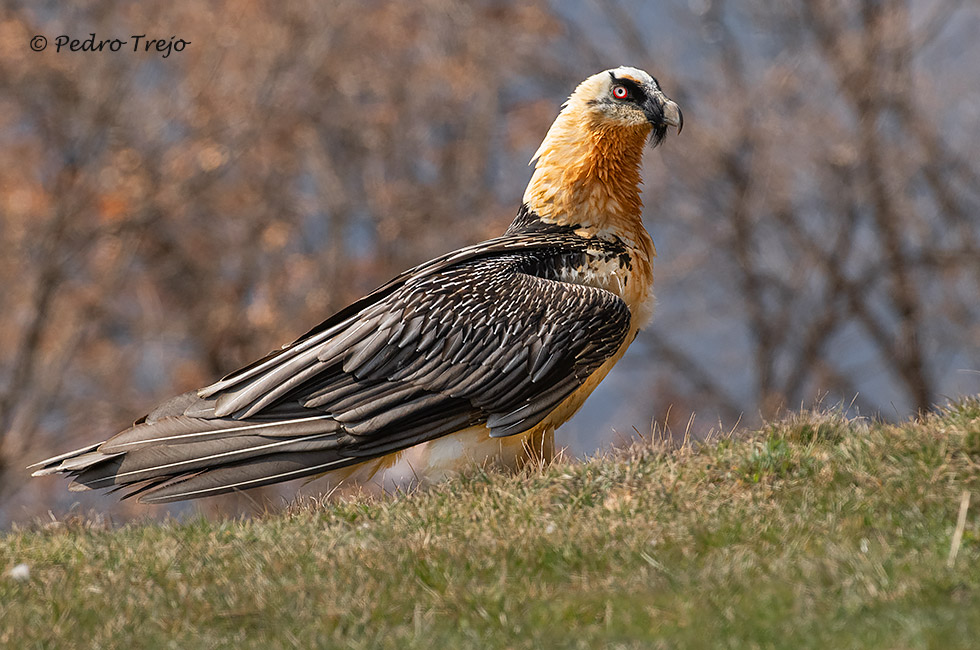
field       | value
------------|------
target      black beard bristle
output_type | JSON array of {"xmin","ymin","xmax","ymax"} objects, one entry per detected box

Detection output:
[{"xmin": 649, "ymin": 124, "xmax": 668, "ymax": 148}]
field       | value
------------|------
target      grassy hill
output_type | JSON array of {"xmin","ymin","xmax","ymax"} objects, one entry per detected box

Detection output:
[{"xmin": 3, "ymin": 398, "xmax": 980, "ymax": 649}]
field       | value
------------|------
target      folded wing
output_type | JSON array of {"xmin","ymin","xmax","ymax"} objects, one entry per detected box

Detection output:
[{"xmin": 30, "ymin": 238, "xmax": 631, "ymax": 503}]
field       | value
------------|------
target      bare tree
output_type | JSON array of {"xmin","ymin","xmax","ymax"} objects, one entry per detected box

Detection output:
[
  {"xmin": 0, "ymin": 0, "xmax": 558, "ymax": 520},
  {"xmin": 2, "ymin": 0, "xmax": 978, "ymax": 524},
  {"xmin": 567, "ymin": 0, "xmax": 980, "ymax": 425}
]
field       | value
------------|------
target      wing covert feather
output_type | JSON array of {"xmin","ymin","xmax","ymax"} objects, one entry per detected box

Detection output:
[
  {"xmin": 33, "ymin": 234, "xmax": 637, "ymax": 502},
  {"xmin": 225, "ymin": 252, "xmax": 633, "ymax": 441}
]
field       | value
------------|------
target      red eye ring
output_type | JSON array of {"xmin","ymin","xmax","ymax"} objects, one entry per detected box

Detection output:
[{"xmin": 612, "ymin": 85, "xmax": 629, "ymax": 100}]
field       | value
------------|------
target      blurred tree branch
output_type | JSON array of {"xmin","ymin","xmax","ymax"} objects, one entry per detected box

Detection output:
[{"xmin": 1, "ymin": 0, "xmax": 977, "ymax": 521}]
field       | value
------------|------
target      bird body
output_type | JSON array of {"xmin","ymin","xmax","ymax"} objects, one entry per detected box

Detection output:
[{"xmin": 31, "ymin": 66, "xmax": 681, "ymax": 503}]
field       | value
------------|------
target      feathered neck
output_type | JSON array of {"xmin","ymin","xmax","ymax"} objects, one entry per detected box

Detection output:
[{"xmin": 521, "ymin": 99, "xmax": 652, "ymax": 249}]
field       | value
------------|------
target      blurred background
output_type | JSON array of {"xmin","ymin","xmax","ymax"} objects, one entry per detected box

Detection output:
[{"xmin": 1, "ymin": 0, "xmax": 978, "ymax": 526}]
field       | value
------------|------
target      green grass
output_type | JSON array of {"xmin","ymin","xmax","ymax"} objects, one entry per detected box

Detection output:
[{"xmin": 3, "ymin": 398, "xmax": 980, "ymax": 649}]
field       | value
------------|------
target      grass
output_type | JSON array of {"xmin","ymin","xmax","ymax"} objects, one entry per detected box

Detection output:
[{"xmin": 3, "ymin": 397, "xmax": 980, "ymax": 649}]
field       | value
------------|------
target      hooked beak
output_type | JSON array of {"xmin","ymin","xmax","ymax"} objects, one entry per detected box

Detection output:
[
  {"xmin": 643, "ymin": 90, "xmax": 683, "ymax": 147},
  {"xmin": 661, "ymin": 99, "xmax": 683, "ymax": 134}
]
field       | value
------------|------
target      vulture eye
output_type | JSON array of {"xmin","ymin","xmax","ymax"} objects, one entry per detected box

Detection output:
[{"xmin": 612, "ymin": 85, "xmax": 629, "ymax": 100}]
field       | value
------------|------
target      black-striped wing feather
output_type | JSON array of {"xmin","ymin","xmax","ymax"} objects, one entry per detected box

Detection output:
[{"xmin": 30, "ymin": 235, "xmax": 632, "ymax": 503}]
